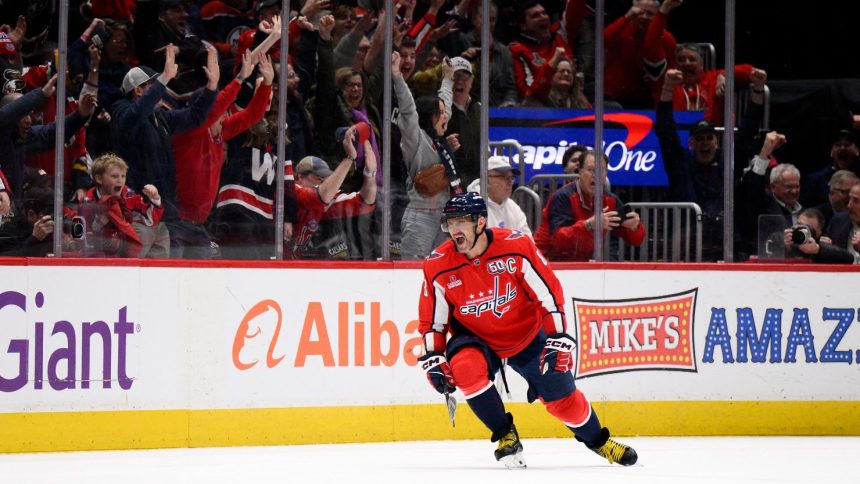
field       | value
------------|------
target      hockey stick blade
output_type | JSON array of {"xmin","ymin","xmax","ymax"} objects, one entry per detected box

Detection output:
[{"xmin": 443, "ymin": 390, "xmax": 457, "ymax": 427}]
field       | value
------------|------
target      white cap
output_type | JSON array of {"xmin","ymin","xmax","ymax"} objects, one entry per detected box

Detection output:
[
  {"xmin": 121, "ymin": 66, "xmax": 159, "ymax": 94},
  {"xmin": 449, "ymin": 57, "xmax": 473, "ymax": 76},
  {"xmin": 488, "ymin": 155, "xmax": 520, "ymax": 174}
]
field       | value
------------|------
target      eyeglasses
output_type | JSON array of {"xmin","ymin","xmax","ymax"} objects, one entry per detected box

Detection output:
[
  {"xmin": 489, "ymin": 174, "xmax": 515, "ymax": 183},
  {"xmin": 779, "ymin": 183, "xmax": 801, "ymax": 190},
  {"xmin": 830, "ymin": 187, "xmax": 851, "ymax": 196},
  {"xmin": 343, "ymin": 81, "xmax": 362, "ymax": 89},
  {"xmin": 286, "ymin": 72, "xmax": 298, "ymax": 79}
]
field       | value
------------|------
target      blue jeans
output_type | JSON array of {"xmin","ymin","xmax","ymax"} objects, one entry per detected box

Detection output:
[
  {"xmin": 400, "ymin": 206, "xmax": 447, "ymax": 260},
  {"xmin": 167, "ymin": 219, "xmax": 213, "ymax": 259}
]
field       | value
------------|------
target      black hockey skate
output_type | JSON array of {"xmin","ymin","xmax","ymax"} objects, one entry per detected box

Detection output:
[
  {"xmin": 581, "ymin": 427, "xmax": 638, "ymax": 466},
  {"xmin": 492, "ymin": 413, "xmax": 526, "ymax": 469}
]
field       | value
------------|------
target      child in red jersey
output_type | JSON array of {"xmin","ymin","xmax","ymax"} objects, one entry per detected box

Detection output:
[{"xmin": 80, "ymin": 153, "xmax": 166, "ymax": 257}]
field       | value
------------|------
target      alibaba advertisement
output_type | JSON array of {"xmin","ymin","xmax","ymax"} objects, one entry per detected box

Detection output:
[
  {"xmin": 2, "ymin": 265, "xmax": 860, "ymax": 411},
  {"xmin": 489, "ymin": 108, "xmax": 706, "ymax": 186}
]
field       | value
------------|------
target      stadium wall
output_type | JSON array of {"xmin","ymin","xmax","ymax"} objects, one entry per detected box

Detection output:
[{"xmin": 1, "ymin": 259, "xmax": 858, "ymax": 453}]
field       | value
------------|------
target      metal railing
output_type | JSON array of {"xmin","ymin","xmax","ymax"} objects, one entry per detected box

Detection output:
[
  {"xmin": 510, "ymin": 186, "xmax": 543, "ymax": 232},
  {"xmin": 526, "ymin": 174, "xmax": 579, "ymax": 204},
  {"xmin": 617, "ymin": 202, "xmax": 704, "ymax": 262}
]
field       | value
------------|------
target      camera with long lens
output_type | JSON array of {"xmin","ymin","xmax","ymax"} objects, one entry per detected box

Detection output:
[
  {"xmin": 791, "ymin": 224, "xmax": 814, "ymax": 245},
  {"xmin": 62, "ymin": 216, "xmax": 86, "ymax": 239}
]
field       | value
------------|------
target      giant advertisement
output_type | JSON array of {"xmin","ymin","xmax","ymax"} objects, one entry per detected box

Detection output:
[
  {"xmin": 489, "ymin": 108, "xmax": 706, "ymax": 186},
  {"xmin": 1, "ymin": 264, "xmax": 859, "ymax": 413}
]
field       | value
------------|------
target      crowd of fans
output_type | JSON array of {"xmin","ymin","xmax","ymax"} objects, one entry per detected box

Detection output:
[{"xmin": 0, "ymin": 0, "xmax": 857, "ymax": 264}]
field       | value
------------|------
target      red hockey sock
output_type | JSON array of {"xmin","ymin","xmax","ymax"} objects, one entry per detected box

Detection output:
[{"xmin": 543, "ymin": 389, "xmax": 592, "ymax": 428}]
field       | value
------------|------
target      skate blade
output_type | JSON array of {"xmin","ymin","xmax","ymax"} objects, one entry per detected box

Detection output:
[{"xmin": 499, "ymin": 452, "xmax": 527, "ymax": 469}]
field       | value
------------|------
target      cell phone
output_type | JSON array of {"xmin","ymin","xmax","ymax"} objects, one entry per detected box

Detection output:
[{"xmin": 616, "ymin": 204, "xmax": 632, "ymax": 220}]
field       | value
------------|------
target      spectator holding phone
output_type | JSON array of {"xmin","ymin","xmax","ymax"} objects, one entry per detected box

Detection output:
[{"xmin": 534, "ymin": 151, "xmax": 644, "ymax": 260}]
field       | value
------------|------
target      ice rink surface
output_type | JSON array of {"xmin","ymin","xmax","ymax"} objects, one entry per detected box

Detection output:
[{"xmin": 2, "ymin": 436, "xmax": 858, "ymax": 484}]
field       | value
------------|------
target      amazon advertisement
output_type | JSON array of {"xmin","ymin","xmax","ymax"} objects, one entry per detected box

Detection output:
[
  {"xmin": 1, "ymin": 264, "xmax": 859, "ymax": 412},
  {"xmin": 489, "ymin": 107, "xmax": 705, "ymax": 186}
]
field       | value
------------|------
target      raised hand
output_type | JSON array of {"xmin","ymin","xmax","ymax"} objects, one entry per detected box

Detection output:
[
  {"xmin": 42, "ymin": 74, "xmax": 58, "ymax": 98},
  {"xmin": 203, "ymin": 45, "xmax": 220, "ymax": 89},
  {"xmin": 759, "ymin": 131, "xmax": 787, "ymax": 159},
  {"xmin": 88, "ymin": 43, "xmax": 101, "ymax": 65},
  {"xmin": 78, "ymin": 92, "xmax": 98, "ymax": 117},
  {"xmin": 238, "ymin": 50, "xmax": 256, "ymax": 80},
  {"xmin": 660, "ymin": 0, "xmax": 684, "ymax": 14},
  {"xmin": 441, "ymin": 56, "xmax": 454, "ymax": 79},
  {"xmin": 549, "ymin": 46, "xmax": 566, "ymax": 69},
  {"xmin": 258, "ymin": 54, "xmax": 274, "ymax": 85},
  {"xmin": 663, "ymin": 68, "xmax": 683, "ymax": 89},
  {"xmin": 342, "ymin": 125, "xmax": 359, "ymax": 159},
  {"xmin": 319, "ymin": 14, "xmax": 335, "ymax": 41},
  {"xmin": 391, "ymin": 51, "xmax": 402, "ymax": 78},
  {"xmin": 750, "ymin": 67, "xmax": 767, "ymax": 90},
  {"xmin": 162, "ymin": 44, "xmax": 179, "ymax": 81},
  {"xmin": 142, "ymin": 184, "xmax": 161, "ymax": 202}
]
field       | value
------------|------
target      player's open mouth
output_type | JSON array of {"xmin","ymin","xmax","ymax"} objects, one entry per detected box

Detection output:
[{"xmin": 454, "ymin": 235, "xmax": 466, "ymax": 245}]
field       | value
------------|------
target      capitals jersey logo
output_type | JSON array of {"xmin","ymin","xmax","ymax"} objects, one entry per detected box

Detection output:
[{"xmin": 459, "ymin": 276, "xmax": 518, "ymax": 318}]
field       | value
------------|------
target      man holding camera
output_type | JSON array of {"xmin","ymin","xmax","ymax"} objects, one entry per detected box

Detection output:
[
  {"xmin": 534, "ymin": 150, "xmax": 644, "ymax": 260},
  {"xmin": 829, "ymin": 181, "xmax": 860, "ymax": 263},
  {"xmin": 780, "ymin": 208, "xmax": 854, "ymax": 264}
]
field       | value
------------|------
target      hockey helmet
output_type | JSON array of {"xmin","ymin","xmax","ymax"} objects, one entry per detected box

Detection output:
[{"xmin": 441, "ymin": 192, "xmax": 487, "ymax": 232}]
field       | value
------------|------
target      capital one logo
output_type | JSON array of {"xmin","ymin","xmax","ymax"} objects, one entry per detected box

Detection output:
[{"xmin": 232, "ymin": 299, "xmax": 286, "ymax": 370}]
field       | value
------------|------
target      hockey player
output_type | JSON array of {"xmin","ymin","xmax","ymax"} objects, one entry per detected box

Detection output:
[{"xmin": 417, "ymin": 192, "xmax": 638, "ymax": 469}]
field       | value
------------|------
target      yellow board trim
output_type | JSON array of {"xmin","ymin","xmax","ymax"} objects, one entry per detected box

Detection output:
[{"xmin": 3, "ymin": 401, "xmax": 860, "ymax": 453}]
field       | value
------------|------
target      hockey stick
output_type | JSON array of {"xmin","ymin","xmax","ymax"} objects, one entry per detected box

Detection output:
[{"xmin": 443, "ymin": 388, "xmax": 457, "ymax": 427}]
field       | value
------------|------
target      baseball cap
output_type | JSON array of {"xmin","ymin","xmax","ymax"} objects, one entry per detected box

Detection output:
[
  {"xmin": 121, "ymin": 66, "xmax": 159, "ymax": 94},
  {"xmin": 0, "ymin": 32, "xmax": 16, "ymax": 58},
  {"xmin": 255, "ymin": 0, "xmax": 280, "ymax": 14},
  {"xmin": 833, "ymin": 128, "xmax": 856, "ymax": 145},
  {"xmin": 296, "ymin": 156, "xmax": 333, "ymax": 178},
  {"xmin": 487, "ymin": 155, "xmax": 520, "ymax": 175},
  {"xmin": 690, "ymin": 120, "xmax": 716, "ymax": 137},
  {"xmin": 160, "ymin": 0, "xmax": 186, "ymax": 11},
  {"xmin": 449, "ymin": 57, "xmax": 473, "ymax": 76}
]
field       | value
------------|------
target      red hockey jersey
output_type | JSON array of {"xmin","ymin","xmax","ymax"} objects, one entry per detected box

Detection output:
[{"xmin": 418, "ymin": 228, "xmax": 567, "ymax": 358}]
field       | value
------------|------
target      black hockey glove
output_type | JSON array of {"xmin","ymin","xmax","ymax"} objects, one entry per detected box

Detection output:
[{"xmin": 418, "ymin": 351, "xmax": 456, "ymax": 394}]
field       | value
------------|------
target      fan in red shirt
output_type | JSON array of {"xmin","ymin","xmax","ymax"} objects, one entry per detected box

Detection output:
[
  {"xmin": 508, "ymin": 0, "xmax": 585, "ymax": 100},
  {"xmin": 171, "ymin": 48, "xmax": 275, "ymax": 259},
  {"xmin": 534, "ymin": 151, "xmax": 645, "ymax": 260},
  {"xmin": 670, "ymin": 43, "xmax": 764, "ymax": 126},
  {"xmin": 417, "ymin": 191, "xmax": 638, "ymax": 469},
  {"xmin": 289, "ymin": 125, "xmax": 377, "ymax": 260},
  {"xmin": 603, "ymin": 0, "xmax": 680, "ymax": 108}
]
